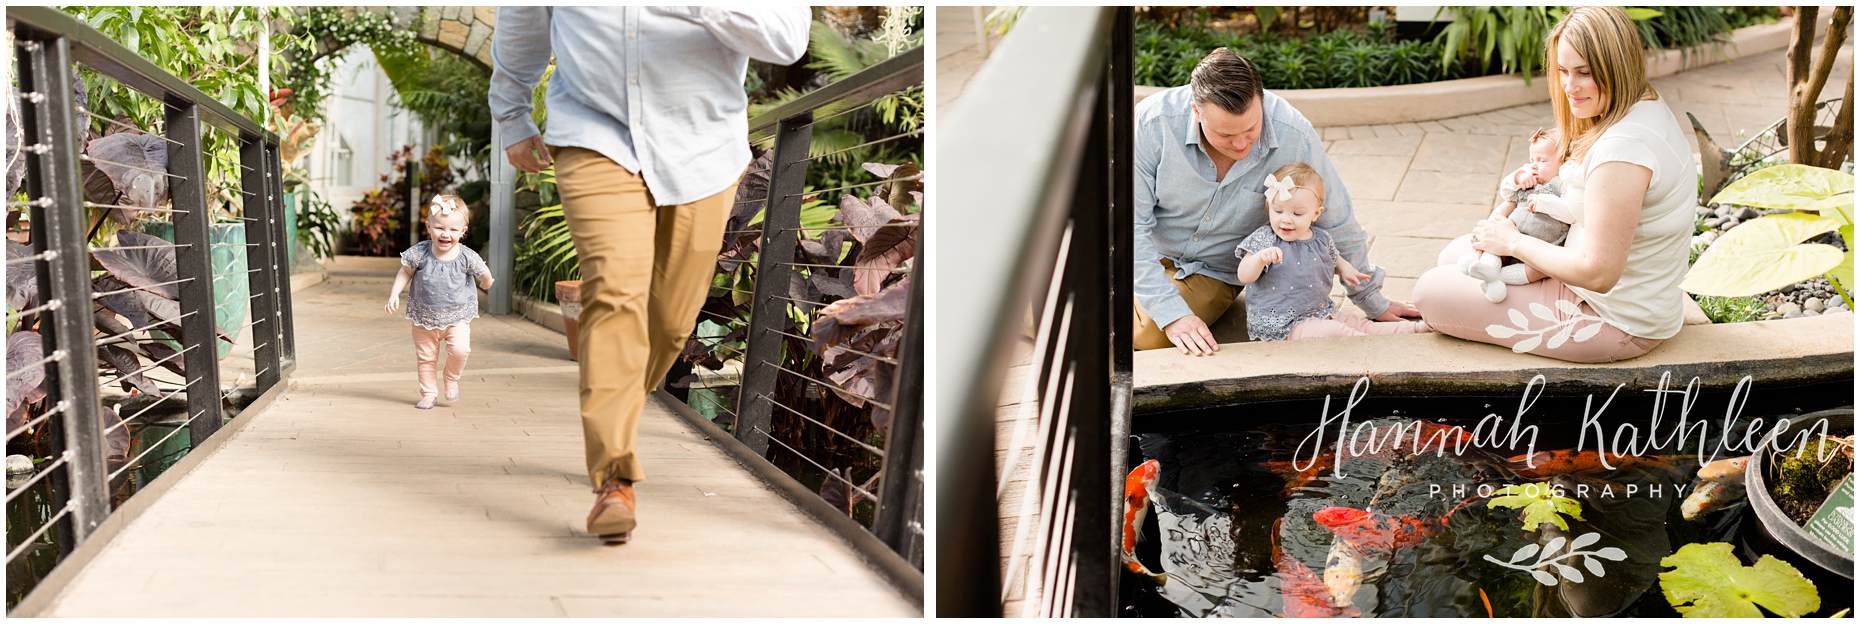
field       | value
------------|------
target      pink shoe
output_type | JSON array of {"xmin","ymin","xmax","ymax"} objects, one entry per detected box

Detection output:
[
  {"xmin": 416, "ymin": 396, "xmax": 437, "ymax": 410},
  {"xmin": 445, "ymin": 381, "xmax": 460, "ymax": 402}
]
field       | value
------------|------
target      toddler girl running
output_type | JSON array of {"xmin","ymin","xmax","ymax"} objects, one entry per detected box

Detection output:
[
  {"xmin": 384, "ymin": 195, "xmax": 494, "ymax": 409},
  {"xmin": 1235, "ymin": 163, "xmax": 1430, "ymax": 341}
]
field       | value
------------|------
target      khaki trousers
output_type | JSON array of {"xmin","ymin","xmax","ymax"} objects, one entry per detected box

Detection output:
[
  {"xmin": 1133, "ymin": 258, "xmax": 1243, "ymax": 351},
  {"xmin": 552, "ymin": 146, "xmax": 733, "ymax": 488}
]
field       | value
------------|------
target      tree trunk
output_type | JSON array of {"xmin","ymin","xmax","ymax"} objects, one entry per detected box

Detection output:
[
  {"xmin": 1786, "ymin": 6, "xmax": 1854, "ymax": 166},
  {"xmin": 1819, "ymin": 70, "xmax": 1856, "ymax": 170}
]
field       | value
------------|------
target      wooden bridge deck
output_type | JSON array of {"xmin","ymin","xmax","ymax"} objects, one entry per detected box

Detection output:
[{"xmin": 35, "ymin": 257, "xmax": 916, "ymax": 617}]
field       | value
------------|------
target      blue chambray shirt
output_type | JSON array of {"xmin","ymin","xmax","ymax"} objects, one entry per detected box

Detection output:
[
  {"xmin": 489, "ymin": 7, "xmax": 810, "ymax": 206},
  {"xmin": 1134, "ymin": 86, "xmax": 1390, "ymax": 329}
]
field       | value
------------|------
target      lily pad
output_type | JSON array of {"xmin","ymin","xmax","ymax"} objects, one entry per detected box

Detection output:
[
  {"xmin": 1708, "ymin": 164, "xmax": 1853, "ymax": 212},
  {"xmin": 1658, "ymin": 542, "xmax": 1819, "ymax": 618},
  {"xmin": 1682, "ymin": 213, "xmax": 1843, "ymax": 298},
  {"xmin": 1487, "ymin": 482, "xmax": 1585, "ymax": 531}
]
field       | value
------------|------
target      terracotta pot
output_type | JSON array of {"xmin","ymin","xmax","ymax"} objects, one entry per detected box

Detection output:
[{"xmin": 555, "ymin": 280, "xmax": 582, "ymax": 361}]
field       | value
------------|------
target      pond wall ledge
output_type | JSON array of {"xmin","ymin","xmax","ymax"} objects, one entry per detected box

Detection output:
[
  {"xmin": 512, "ymin": 292, "xmax": 568, "ymax": 335},
  {"xmin": 1132, "ymin": 17, "xmax": 1816, "ymax": 127},
  {"xmin": 1133, "ymin": 312, "xmax": 1854, "ymax": 413}
]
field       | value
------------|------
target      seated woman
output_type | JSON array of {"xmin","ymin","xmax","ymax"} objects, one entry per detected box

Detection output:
[{"xmin": 1412, "ymin": 6, "xmax": 1696, "ymax": 363}]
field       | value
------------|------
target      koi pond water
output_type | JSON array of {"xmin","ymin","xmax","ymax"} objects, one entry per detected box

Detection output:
[{"xmin": 1121, "ymin": 378, "xmax": 1854, "ymax": 618}]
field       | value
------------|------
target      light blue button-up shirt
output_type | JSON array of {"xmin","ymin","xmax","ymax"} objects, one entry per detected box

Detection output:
[
  {"xmin": 1134, "ymin": 85, "xmax": 1389, "ymax": 329},
  {"xmin": 489, "ymin": 7, "xmax": 810, "ymax": 206}
]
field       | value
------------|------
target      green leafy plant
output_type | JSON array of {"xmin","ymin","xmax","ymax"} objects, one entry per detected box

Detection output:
[
  {"xmin": 1682, "ymin": 164, "xmax": 1854, "ymax": 308},
  {"xmin": 1692, "ymin": 294, "xmax": 1767, "ymax": 324},
  {"xmin": 511, "ymin": 170, "xmax": 578, "ymax": 303},
  {"xmin": 292, "ymin": 188, "xmax": 341, "ymax": 261},
  {"xmin": 1486, "ymin": 482, "xmax": 1585, "ymax": 531},
  {"xmin": 1659, "ymin": 542, "xmax": 1820, "ymax": 618},
  {"xmin": 1634, "ymin": 6, "xmax": 1732, "ymax": 64},
  {"xmin": 1133, "ymin": 20, "xmax": 1458, "ymax": 89},
  {"xmin": 1433, "ymin": 6, "xmax": 1559, "ymax": 83}
]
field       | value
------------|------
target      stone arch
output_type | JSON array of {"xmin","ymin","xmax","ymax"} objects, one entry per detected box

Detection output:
[{"xmin": 410, "ymin": 6, "xmax": 496, "ymax": 73}]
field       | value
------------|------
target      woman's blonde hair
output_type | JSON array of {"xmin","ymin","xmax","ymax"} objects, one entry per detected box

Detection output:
[
  {"xmin": 1266, "ymin": 162, "xmax": 1325, "ymax": 206},
  {"xmin": 1547, "ymin": 6, "xmax": 1659, "ymax": 163}
]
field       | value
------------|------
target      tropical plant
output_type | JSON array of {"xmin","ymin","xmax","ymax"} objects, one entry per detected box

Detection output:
[
  {"xmin": 1133, "ymin": 19, "xmax": 1458, "ymax": 89},
  {"xmin": 511, "ymin": 170, "xmax": 577, "ymax": 304},
  {"xmin": 1692, "ymin": 294, "xmax": 1768, "ymax": 324},
  {"xmin": 1658, "ymin": 542, "xmax": 1819, "ymax": 617},
  {"xmin": 1681, "ymin": 164, "xmax": 1854, "ymax": 308},
  {"xmin": 348, "ymin": 145, "xmax": 415, "ymax": 257},
  {"xmin": 1634, "ymin": 6, "xmax": 1732, "ymax": 62},
  {"xmin": 1433, "ymin": 6, "xmax": 1560, "ymax": 83},
  {"xmin": 377, "ymin": 46, "xmax": 494, "ymax": 181}
]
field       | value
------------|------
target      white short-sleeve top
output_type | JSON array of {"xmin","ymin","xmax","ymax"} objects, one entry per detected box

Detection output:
[{"xmin": 1562, "ymin": 99, "xmax": 1698, "ymax": 340}]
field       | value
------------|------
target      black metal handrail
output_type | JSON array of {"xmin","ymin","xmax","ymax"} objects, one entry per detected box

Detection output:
[
  {"xmin": 657, "ymin": 43, "xmax": 924, "ymax": 600},
  {"xmin": 937, "ymin": 7, "xmax": 1133, "ymax": 617},
  {"xmin": 7, "ymin": 7, "xmax": 291, "ymax": 612}
]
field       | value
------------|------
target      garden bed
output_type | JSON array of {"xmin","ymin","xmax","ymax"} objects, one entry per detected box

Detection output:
[{"xmin": 1132, "ymin": 17, "xmax": 1814, "ymax": 127}]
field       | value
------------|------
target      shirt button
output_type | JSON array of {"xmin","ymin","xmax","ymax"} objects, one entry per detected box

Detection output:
[{"xmin": 630, "ymin": 77, "xmax": 639, "ymax": 85}]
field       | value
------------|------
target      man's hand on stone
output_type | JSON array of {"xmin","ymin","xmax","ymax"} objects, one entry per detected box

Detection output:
[
  {"xmin": 1375, "ymin": 300, "xmax": 1421, "ymax": 322},
  {"xmin": 1163, "ymin": 315, "xmax": 1219, "ymax": 357},
  {"xmin": 505, "ymin": 135, "xmax": 553, "ymax": 173}
]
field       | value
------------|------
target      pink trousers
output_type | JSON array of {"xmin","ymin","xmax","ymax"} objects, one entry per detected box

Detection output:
[
  {"xmin": 1286, "ymin": 313, "xmax": 1431, "ymax": 340},
  {"xmin": 1411, "ymin": 235, "xmax": 1661, "ymax": 363},
  {"xmin": 412, "ymin": 323, "xmax": 471, "ymax": 398}
]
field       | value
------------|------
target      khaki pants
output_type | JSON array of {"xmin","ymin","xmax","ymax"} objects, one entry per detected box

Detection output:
[
  {"xmin": 552, "ymin": 146, "xmax": 733, "ymax": 488},
  {"xmin": 1133, "ymin": 258, "xmax": 1243, "ymax": 351}
]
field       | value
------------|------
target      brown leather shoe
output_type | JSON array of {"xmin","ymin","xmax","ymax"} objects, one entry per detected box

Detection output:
[{"xmin": 587, "ymin": 478, "xmax": 636, "ymax": 543}]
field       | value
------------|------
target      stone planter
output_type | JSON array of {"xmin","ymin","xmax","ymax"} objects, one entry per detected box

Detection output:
[
  {"xmin": 138, "ymin": 222, "xmax": 247, "ymax": 360},
  {"xmin": 1743, "ymin": 408, "xmax": 1854, "ymax": 581},
  {"xmin": 556, "ymin": 280, "xmax": 582, "ymax": 361}
]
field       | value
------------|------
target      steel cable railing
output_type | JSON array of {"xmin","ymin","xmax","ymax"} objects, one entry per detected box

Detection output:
[
  {"xmin": 6, "ymin": 7, "xmax": 293, "ymax": 612},
  {"xmin": 937, "ymin": 7, "xmax": 1134, "ymax": 618},
  {"xmin": 655, "ymin": 43, "xmax": 925, "ymax": 596}
]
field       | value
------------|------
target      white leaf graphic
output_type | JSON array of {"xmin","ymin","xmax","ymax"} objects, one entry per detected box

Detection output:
[
  {"xmin": 1512, "ymin": 334, "xmax": 1542, "ymax": 353},
  {"xmin": 1487, "ymin": 324, "xmax": 1519, "ymax": 339},
  {"xmin": 1554, "ymin": 562, "xmax": 1585, "ymax": 584},
  {"xmin": 1531, "ymin": 570, "xmax": 1559, "ymax": 586},
  {"xmin": 1592, "ymin": 547, "xmax": 1628, "ymax": 561},
  {"xmin": 1583, "ymin": 556, "xmax": 1606, "ymax": 578},
  {"xmin": 1554, "ymin": 299, "xmax": 1581, "ymax": 315},
  {"xmin": 1572, "ymin": 321, "xmax": 1603, "ymax": 342},
  {"xmin": 1530, "ymin": 302, "xmax": 1557, "ymax": 321},
  {"xmin": 1547, "ymin": 323, "xmax": 1575, "ymax": 349},
  {"xmin": 1539, "ymin": 536, "xmax": 1567, "ymax": 562},
  {"xmin": 1509, "ymin": 543, "xmax": 1541, "ymax": 563},
  {"xmin": 1572, "ymin": 532, "xmax": 1601, "ymax": 549},
  {"xmin": 1508, "ymin": 308, "xmax": 1530, "ymax": 328}
]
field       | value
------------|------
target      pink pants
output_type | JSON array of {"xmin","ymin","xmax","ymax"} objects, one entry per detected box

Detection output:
[
  {"xmin": 1286, "ymin": 313, "xmax": 1431, "ymax": 340},
  {"xmin": 412, "ymin": 323, "xmax": 471, "ymax": 398},
  {"xmin": 1411, "ymin": 235, "xmax": 1661, "ymax": 363}
]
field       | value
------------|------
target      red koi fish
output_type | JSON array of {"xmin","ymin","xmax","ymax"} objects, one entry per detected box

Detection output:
[
  {"xmin": 1505, "ymin": 449, "xmax": 1682, "ymax": 478},
  {"xmin": 1122, "ymin": 459, "xmax": 1165, "ymax": 581},
  {"xmin": 1312, "ymin": 506, "xmax": 1443, "ymax": 554},
  {"xmin": 1272, "ymin": 518, "xmax": 1360, "ymax": 618}
]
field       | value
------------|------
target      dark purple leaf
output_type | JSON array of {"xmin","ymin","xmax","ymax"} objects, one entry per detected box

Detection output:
[
  {"xmin": 4, "ymin": 104, "xmax": 22, "ymax": 197},
  {"xmin": 94, "ymin": 230, "xmax": 180, "ymax": 299},
  {"xmin": 814, "ymin": 278, "xmax": 910, "ymax": 349},
  {"xmin": 789, "ymin": 270, "xmax": 821, "ymax": 305},
  {"xmin": 98, "ymin": 343, "xmax": 161, "ymax": 397},
  {"xmin": 94, "ymin": 310, "xmax": 131, "ymax": 339},
  {"xmin": 139, "ymin": 340, "xmax": 186, "ymax": 376},
  {"xmin": 84, "ymin": 132, "xmax": 169, "ymax": 210},
  {"xmin": 818, "ymin": 467, "xmax": 854, "ymax": 516},
  {"xmin": 855, "ymin": 217, "xmax": 917, "ymax": 295},
  {"xmin": 94, "ymin": 276, "xmax": 150, "ymax": 329},
  {"xmin": 811, "ymin": 268, "xmax": 856, "ymax": 300},
  {"xmin": 80, "ymin": 159, "xmax": 127, "ymax": 224},
  {"xmin": 6, "ymin": 240, "xmax": 37, "ymax": 310},
  {"xmin": 880, "ymin": 162, "xmax": 922, "ymax": 211},
  {"xmin": 837, "ymin": 194, "xmax": 900, "ymax": 244},
  {"xmin": 6, "ymin": 331, "xmax": 47, "ymax": 420},
  {"xmin": 727, "ymin": 151, "xmax": 774, "ymax": 235},
  {"xmin": 861, "ymin": 162, "xmax": 902, "ymax": 179},
  {"xmin": 99, "ymin": 406, "xmax": 128, "ymax": 462}
]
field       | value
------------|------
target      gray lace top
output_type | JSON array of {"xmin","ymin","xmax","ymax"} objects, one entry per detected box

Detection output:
[
  {"xmin": 1234, "ymin": 226, "xmax": 1338, "ymax": 341},
  {"xmin": 400, "ymin": 240, "xmax": 489, "ymax": 329}
]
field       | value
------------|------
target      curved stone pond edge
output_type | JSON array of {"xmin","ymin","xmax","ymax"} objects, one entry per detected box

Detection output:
[
  {"xmin": 1133, "ymin": 17, "xmax": 1817, "ymax": 127},
  {"xmin": 1133, "ymin": 312, "xmax": 1854, "ymax": 412}
]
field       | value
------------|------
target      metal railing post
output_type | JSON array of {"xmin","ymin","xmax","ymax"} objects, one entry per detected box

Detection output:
[
  {"xmin": 21, "ymin": 34, "xmax": 111, "ymax": 543},
  {"xmin": 874, "ymin": 256, "xmax": 925, "ymax": 568},
  {"xmin": 486, "ymin": 118, "xmax": 515, "ymax": 315},
  {"xmin": 1105, "ymin": 5, "xmax": 1136, "ymax": 612},
  {"xmin": 165, "ymin": 103, "xmax": 224, "ymax": 443},
  {"xmin": 265, "ymin": 142, "xmax": 296, "ymax": 372},
  {"xmin": 240, "ymin": 138, "xmax": 282, "ymax": 391},
  {"xmin": 734, "ymin": 112, "xmax": 813, "ymax": 456}
]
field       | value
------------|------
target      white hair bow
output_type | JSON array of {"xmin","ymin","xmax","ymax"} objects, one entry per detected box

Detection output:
[
  {"xmin": 429, "ymin": 197, "xmax": 456, "ymax": 218},
  {"xmin": 1263, "ymin": 173, "xmax": 1299, "ymax": 203}
]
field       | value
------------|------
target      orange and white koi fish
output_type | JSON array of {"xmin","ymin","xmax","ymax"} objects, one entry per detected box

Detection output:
[
  {"xmin": 1122, "ymin": 459, "xmax": 1165, "ymax": 581},
  {"xmin": 1696, "ymin": 456, "xmax": 1749, "ymax": 483},
  {"xmin": 1272, "ymin": 518, "xmax": 1360, "ymax": 618},
  {"xmin": 1312, "ymin": 506, "xmax": 1443, "ymax": 553}
]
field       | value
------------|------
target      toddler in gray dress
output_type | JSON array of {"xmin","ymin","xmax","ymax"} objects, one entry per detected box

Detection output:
[
  {"xmin": 384, "ymin": 195, "xmax": 495, "ymax": 409},
  {"xmin": 1234, "ymin": 163, "xmax": 1430, "ymax": 341}
]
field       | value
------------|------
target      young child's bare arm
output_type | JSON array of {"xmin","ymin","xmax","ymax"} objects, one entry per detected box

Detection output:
[
  {"xmin": 385, "ymin": 266, "xmax": 414, "ymax": 314},
  {"xmin": 1236, "ymin": 247, "xmax": 1279, "ymax": 285},
  {"xmin": 476, "ymin": 271, "xmax": 495, "ymax": 291},
  {"xmin": 1334, "ymin": 252, "xmax": 1370, "ymax": 287}
]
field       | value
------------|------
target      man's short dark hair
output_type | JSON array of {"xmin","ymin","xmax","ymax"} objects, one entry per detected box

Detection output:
[{"xmin": 1190, "ymin": 48, "xmax": 1264, "ymax": 115}]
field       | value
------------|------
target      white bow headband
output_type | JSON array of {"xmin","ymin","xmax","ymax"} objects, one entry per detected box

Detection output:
[
  {"xmin": 1263, "ymin": 174, "xmax": 1311, "ymax": 204},
  {"xmin": 429, "ymin": 197, "xmax": 459, "ymax": 218}
]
